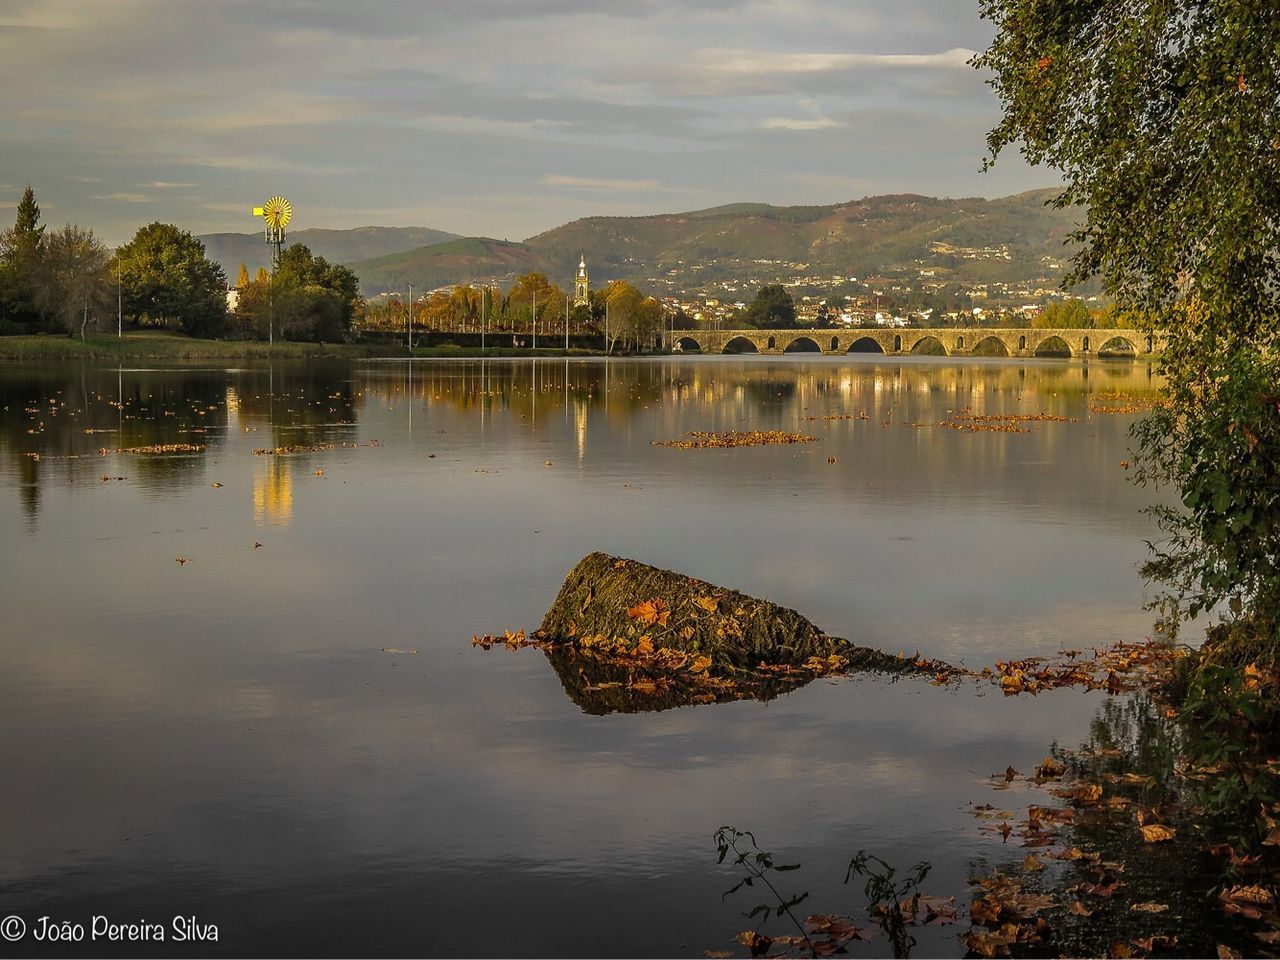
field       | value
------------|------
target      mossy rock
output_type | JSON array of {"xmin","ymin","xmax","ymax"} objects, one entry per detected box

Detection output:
[{"xmin": 538, "ymin": 552, "xmax": 917, "ymax": 674}]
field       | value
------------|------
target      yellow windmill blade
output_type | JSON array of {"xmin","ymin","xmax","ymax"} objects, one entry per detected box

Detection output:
[{"xmin": 262, "ymin": 196, "xmax": 292, "ymax": 230}]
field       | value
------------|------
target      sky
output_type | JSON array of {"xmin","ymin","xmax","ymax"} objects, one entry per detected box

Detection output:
[{"xmin": 0, "ymin": 0, "xmax": 1055, "ymax": 246}]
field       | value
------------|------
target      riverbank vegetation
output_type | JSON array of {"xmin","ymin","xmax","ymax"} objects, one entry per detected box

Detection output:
[
  {"xmin": 0, "ymin": 331, "xmax": 382, "ymax": 361},
  {"xmin": 976, "ymin": 1, "xmax": 1280, "ymax": 952}
]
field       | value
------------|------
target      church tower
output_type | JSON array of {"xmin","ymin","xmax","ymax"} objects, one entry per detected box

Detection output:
[{"xmin": 573, "ymin": 254, "xmax": 590, "ymax": 307}]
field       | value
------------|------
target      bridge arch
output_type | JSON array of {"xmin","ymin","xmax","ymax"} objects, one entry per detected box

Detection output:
[
  {"xmin": 766, "ymin": 336, "xmax": 777, "ymax": 350},
  {"xmin": 1034, "ymin": 335, "xmax": 1072, "ymax": 358},
  {"xmin": 1018, "ymin": 335, "xmax": 1027, "ymax": 351},
  {"xmin": 847, "ymin": 336, "xmax": 886, "ymax": 354},
  {"xmin": 972, "ymin": 335, "xmax": 1011, "ymax": 357},
  {"xmin": 910, "ymin": 335, "xmax": 948, "ymax": 356},
  {"xmin": 674, "ymin": 335, "xmax": 702, "ymax": 353},
  {"xmin": 894, "ymin": 334, "xmax": 903, "ymax": 352},
  {"xmin": 1097, "ymin": 335, "xmax": 1138, "ymax": 357},
  {"xmin": 784, "ymin": 335, "xmax": 822, "ymax": 353},
  {"xmin": 722, "ymin": 335, "xmax": 759, "ymax": 354},
  {"xmin": 830, "ymin": 336, "xmax": 840, "ymax": 352}
]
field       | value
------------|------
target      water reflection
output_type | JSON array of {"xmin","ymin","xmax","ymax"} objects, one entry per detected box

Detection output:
[
  {"xmin": 0, "ymin": 356, "xmax": 1171, "ymax": 957},
  {"xmin": 544, "ymin": 645, "xmax": 818, "ymax": 715},
  {"xmin": 0, "ymin": 357, "xmax": 1161, "ymax": 531}
]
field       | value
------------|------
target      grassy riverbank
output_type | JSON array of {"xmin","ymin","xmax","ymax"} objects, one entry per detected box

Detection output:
[
  {"xmin": 0, "ymin": 333, "xmax": 624, "ymax": 362},
  {"xmin": 0, "ymin": 332, "xmax": 387, "ymax": 361}
]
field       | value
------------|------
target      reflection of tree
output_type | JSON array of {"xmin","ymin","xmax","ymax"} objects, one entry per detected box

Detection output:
[
  {"xmin": 0, "ymin": 363, "xmax": 359, "ymax": 523},
  {"xmin": 985, "ymin": 695, "xmax": 1250, "ymax": 959}
]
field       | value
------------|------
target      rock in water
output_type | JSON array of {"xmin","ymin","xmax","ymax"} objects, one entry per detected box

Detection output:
[{"xmin": 537, "ymin": 552, "xmax": 914, "ymax": 673}]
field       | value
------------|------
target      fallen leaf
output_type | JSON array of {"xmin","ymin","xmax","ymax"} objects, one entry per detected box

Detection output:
[
  {"xmin": 1140, "ymin": 824, "xmax": 1176, "ymax": 843},
  {"xmin": 626, "ymin": 598, "xmax": 670, "ymax": 627},
  {"xmin": 1130, "ymin": 902, "xmax": 1169, "ymax": 913}
]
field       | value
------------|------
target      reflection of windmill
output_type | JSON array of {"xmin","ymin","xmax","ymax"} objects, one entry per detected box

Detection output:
[{"xmin": 252, "ymin": 195, "xmax": 292, "ymax": 268}]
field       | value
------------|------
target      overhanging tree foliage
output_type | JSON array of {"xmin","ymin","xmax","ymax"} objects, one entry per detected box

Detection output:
[{"xmin": 977, "ymin": 2, "xmax": 1280, "ymax": 643}]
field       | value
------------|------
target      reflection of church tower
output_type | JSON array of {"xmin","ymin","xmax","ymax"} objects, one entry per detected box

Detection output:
[{"xmin": 574, "ymin": 254, "xmax": 590, "ymax": 307}]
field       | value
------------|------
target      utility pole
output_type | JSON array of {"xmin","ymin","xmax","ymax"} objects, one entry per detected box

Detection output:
[
  {"xmin": 407, "ymin": 281, "xmax": 413, "ymax": 352},
  {"xmin": 565, "ymin": 292, "xmax": 569, "ymax": 351},
  {"xmin": 117, "ymin": 260, "xmax": 122, "ymax": 338},
  {"xmin": 532, "ymin": 288, "xmax": 537, "ymax": 350},
  {"xmin": 481, "ymin": 285, "xmax": 486, "ymax": 352}
]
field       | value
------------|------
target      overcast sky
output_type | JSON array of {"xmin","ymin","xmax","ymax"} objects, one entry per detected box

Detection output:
[{"xmin": 0, "ymin": 0, "xmax": 1055, "ymax": 245}]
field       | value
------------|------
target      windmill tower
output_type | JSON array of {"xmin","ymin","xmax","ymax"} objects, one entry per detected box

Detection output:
[{"xmin": 573, "ymin": 253, "xmax": 590, "ymax": 307}]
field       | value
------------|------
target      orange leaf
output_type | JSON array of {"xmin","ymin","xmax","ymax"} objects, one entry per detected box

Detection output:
[
  {"xmin": 1140, "ymin": 824, "xmax": 1176, "ymax": 843},
  {"xmin": 626, "ymin": 598, "xmax": 669, "ymax": 627}
]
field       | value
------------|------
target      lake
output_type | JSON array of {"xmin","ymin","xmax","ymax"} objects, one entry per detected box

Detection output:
[{"xmin": 0, "ymin": 356, "xmax": 1167, "ymax": 957}]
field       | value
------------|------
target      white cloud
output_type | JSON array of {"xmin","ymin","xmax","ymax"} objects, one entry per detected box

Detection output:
[
  {"xmin": 93, "ymin": 192, "xmax": 149, "ymax": 203},
  {"xmin": 696, "ymin": 46, "xmax": 977, "ymax": 78},
  {"xmin": 542, "ymin": 174, "xmax": 663, "ymax": 192},
  {"xmin": 761, "ymin": 117, "xmax": 842, "ymax": 131}
]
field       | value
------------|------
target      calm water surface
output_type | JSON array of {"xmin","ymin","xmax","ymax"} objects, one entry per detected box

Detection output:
[{"xmin": 0, "ymin": 357, "xmax": 1167, "ymax": 956}]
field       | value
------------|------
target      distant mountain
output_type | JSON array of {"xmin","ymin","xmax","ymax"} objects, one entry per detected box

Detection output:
[
  {"xmin": 352, "ymin": 237, "xmax": 558, "ymax": 294},
  {"xmin": 347, "ymin": 189, "xmax": 1081, "ymax": 295},
  {"xmin": 199, "ymin": 226, "xmax": 460, "ymax": 277}
]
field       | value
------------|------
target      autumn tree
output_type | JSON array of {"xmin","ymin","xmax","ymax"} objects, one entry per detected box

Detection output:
[
  {"xmin": 116, "ymin": 222, "xmax": 227, "ymax": 338},
  {"xmin": 1032, "ymin": 300, "xmax": 1090, "ymax": 329},
  {"xmin": 235, "ymin": 244, "xmax": 361, "ymax": 342},
  {"xmin": 237, "ymin": 263, "xmax": 250, "ymax": 289},
  {"xmin": 978, "ymin": 3, "xmax": 1280, "ymax": 646},
  {"xmin": 32, "ymin": 224, "xmax": 113, "ymax": 340}
]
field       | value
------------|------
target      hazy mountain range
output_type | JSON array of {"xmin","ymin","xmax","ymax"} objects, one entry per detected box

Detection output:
[
  {"xmin": 198, "ymin": 226, "xmax": 460, "ymax": 278},
  {"xmin": 201, "ymin": 189, "xmax": 1080, "ymax": 295}
]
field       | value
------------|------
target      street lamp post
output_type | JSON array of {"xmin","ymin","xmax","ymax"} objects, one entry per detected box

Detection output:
[{"xmin": 407, "ymin": 281, "xmax": 413, "ymax": 352}]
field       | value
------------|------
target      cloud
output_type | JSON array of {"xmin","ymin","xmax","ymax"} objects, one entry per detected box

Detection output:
[
  {"xmin": 760, "ymin": 117, "xmax": 842, "ymax": 131},
  {"xmin": 630, "ymin": 46, "xmax": 979, "ymax": 95},
  {"xmin": 93, "ymin": 192, "xmax": 149, "ymax": 203},
  {"xmin": 700, "ymin": 46, "xmax": 977, "ymax": 77},
  {"xmin": 146, "ymin": 181, "xmax": 196, "ymax": 189},
  {"xmin": 542, "ymin": 174, "xmax": 664, "ymax": 192}
]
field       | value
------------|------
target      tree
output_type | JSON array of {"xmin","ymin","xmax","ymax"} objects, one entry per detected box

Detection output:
[
  {"xmin": 32, "ymin": 224, "xmax": 112, "ymax": 340},
  {"xmin": 237, "ymin": 263, "xmax": 250, "ymax": 289},
  {"xmin": 505, "ymin": 272, "xmax": 562, "ymax": 337},
  {"xmin": 116, "ymin": 222, "xmax": 227, "ymax": 337},
  {"xmin": 745, "ymin": 284, "xmax": 797, "ymax": 328},
  {"xmin": 1032, "ymin": 299, "xmax": 1090, "ymax": 329},
  {"xmin": 0, "ymin": 186, "xmax": 46, "ymax": 327},
  {"xmin": 236, "ymin": 243, "xmax": 361, "ymax": 342},
  {"xmin": 978, "ymin": 3, "xmax": 1280, "ymax": 647}
]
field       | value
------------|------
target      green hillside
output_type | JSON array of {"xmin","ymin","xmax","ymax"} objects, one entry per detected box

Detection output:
[
  {"xmin": 352, "ymin": 237, "xmax": 556, "ymax": 294},
  {"xmin": 199, "ymin": 225, "xmax": 459, "ymax": 276},
  {"xmin": 347, "ymin": 189, "xmax": 1081, "ymax": 295},
  {"xmin": 523, "ymin": 189, "xmax": 1078, "ymax": 282}
]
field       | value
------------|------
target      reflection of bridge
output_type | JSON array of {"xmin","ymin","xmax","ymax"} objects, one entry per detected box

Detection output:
[{"xmin": 670, "ymin": 327, "xmax": 1158, "ymax": 358}]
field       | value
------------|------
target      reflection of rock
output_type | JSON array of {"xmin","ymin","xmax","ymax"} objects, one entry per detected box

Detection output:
[
  {"xmin": 538, "ymin": 552, "xmax": 914, "ymax": 673},
  {"xmin": 544, "ymin": 645, "xmax": 815, "ymax": 716}
]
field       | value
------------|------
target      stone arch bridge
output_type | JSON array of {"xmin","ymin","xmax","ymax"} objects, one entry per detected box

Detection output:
[{"xmin": 669, "ymin": 328, "xmax": 1158, "ymax": 358}]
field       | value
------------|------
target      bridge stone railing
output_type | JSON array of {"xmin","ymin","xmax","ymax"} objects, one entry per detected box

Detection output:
[{"xmin": 668, "ymin": 327, "xmax": 1159, "ymax": 358}]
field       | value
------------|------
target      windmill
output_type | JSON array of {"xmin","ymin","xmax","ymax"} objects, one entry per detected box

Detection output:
[
  {"xmin": 252, "ymin": 195, "xmax": 292, "ymax": 269},
  {"xmin": 250, "ymin": 196, "xmax": 292, "ymax": 345}
]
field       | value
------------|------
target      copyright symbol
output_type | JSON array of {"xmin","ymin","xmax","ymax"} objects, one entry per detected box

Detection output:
[{"xmin": 1, "ymin": 915, "xmax": 25, "ymax": 941}]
